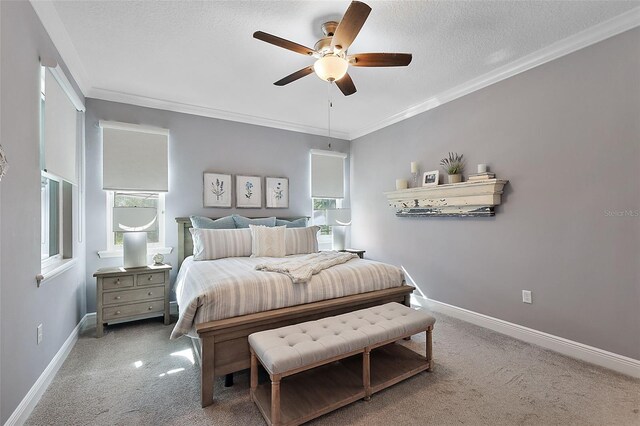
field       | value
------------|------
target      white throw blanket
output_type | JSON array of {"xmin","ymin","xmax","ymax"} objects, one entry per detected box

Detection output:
[{"xmin": 255, "ymin": 251, "xmax": 359, "ymax": 284}]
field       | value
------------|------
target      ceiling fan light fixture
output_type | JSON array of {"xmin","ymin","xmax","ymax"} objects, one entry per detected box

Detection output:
[{"xmin": 314, "ymin": 55, "xmax": 349, "ymax": 82}]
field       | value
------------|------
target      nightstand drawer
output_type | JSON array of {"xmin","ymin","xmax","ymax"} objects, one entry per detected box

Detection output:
[
  {"xmin": 137, "ymin": 271, "xmax": 165, "ymax": 286},
  {"xmin": 103, "ymin": 286, "xmax": 165, "ymax": 306},
  {"xmin": 102, "ymin": 275, "xmax": 134, "ymax": 290},
  {"xmin": 103, "ymin": 300, "xmax": 164, "ymax": 321}
]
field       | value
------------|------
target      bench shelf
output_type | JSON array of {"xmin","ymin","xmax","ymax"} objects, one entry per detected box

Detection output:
[
  {"xmin": 252, "ymin": 361, "xmax": 364, "ymax": 426},
  {"xmin": 252, "ymin": 342, "xmax": 430, "ymax": 426}
]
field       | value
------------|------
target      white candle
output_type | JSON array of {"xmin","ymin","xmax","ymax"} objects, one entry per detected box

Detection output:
[
  {"xmin": 410, "ymin": 162, "xmax": 418, "ymax": 174},
  {"xmin": 478, "ymin": 164, "xmax": 487, "ymax": 173},
  {"xmin": 396, "ymin": 179, "xmax": 408, "ymax": 190}
]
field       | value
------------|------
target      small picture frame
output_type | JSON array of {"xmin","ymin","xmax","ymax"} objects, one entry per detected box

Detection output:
[
  {"xmin": 236, "ymin": 175, "xmax": 262, "ymax": 208},
  {"xmin": 203, "ymin": 172, "xmax": 232, "ymax": 208},
  {"xmin": 265, "ymin": 177, "xmax": 289, "ymax": 209},
  {"xmin": 422, "ymin": 170, "xmax": 439, "ymax": 187}
]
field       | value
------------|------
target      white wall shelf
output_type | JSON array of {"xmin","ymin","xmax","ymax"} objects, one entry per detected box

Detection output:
[{"xmin": 384, "ymin": 179, "xmax": 508, "ymax": 217}]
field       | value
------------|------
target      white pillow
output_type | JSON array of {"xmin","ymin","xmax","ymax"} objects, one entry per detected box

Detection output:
[
  {"xmin": 249, "ymin": 225, "xmax": 286, "ymax": 258},
  {"xmin": 285, "ymin": 226, "xmax": 320, "ymax": 255},
  {"xmin": 190, "ymin": 228, "xmax": 252, "ymax": 260}
]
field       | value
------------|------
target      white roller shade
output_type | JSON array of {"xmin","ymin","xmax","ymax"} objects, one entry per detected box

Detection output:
[
  {"xmin": 101, "ymin": 121, "xmax": 169, "ymax": 192},
  {"xmin": 44, "ymin": 68, "xmax": 79, "ymax": 184},
  {"xmin": 311, "ymin": 149, "xmax": 347, "ymax": 199}
]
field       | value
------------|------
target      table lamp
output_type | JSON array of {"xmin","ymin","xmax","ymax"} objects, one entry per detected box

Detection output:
[
  {"xmin": 325, "ymin": 208, "xmax": 352, "ymax": 251},
  {"xmin": 113, "ymin": 207, "xmax": 158, "ymax": 268}
]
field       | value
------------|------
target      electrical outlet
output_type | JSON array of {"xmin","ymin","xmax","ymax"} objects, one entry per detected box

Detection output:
[
  {"xmin": 37, "ymin": 324, "xmax": 43, "ymax": 345},
  {"xmin": 522, "ymin": 290, "xmax": 532, "ymax": 304}
]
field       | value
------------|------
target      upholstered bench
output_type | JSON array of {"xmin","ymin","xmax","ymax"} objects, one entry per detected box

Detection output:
[{"xmin": 248, "ymin": 302, "xmax": 436, "ymax": 426}]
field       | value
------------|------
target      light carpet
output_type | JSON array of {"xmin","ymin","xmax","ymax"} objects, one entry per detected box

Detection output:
[{"xmin": 26, "ymin": 310, "xmax": 639, "ymax": 425}]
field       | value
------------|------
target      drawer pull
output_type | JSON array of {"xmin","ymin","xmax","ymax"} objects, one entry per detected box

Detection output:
[
  {"xmin": 148, "ymin": 306, "xmax": 153, "ymax": 310},
  {"xmin": 148, "ymin": 276, "xmax": 153, "ymax": 281},
  {"xmin": 115, "ymin": 279, "xmax": 120, "ymax": 284},
  {"xmin": 115, "ymin": 296, "xmax": 121, "ymax": 300},
  {"xmin": 115, "ymin": 311, "xmax": 121, "ymax": 315},
  {"xmin": 148, "ymin": 292, "xmax": 153, "ymax": 296}
]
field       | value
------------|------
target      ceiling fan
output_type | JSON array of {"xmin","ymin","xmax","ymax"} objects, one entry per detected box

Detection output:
[{"xmin": 253, "ymin": 1, "xmax": 412, "ymax": 96}]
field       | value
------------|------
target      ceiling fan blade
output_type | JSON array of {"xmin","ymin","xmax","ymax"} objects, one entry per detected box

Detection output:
[
  {"xmin": 349, "ymin": 53, "xmax": 412, "ymax": 67},
  {"xmin": 331, "ymin": 1, "xmax": 372, "ymax": 51},
  {"xmin": 274, "ymin": 66, "xmax": 315, "ymax": 86},
  {"xmin": 336, "ymin": 73, "xmax": 357, "ymax": 96},
  {"xmin": 253, "ymin": 31, "xmax": 316, "ymax": 56}
]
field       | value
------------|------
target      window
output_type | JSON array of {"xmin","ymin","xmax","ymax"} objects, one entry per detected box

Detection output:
[
  {"xmin": 106, "ymin": 191, "xmax": 165, "ymax": 252},
  {"xmin": 312, "ymin": 198, "xmax": 342, "ymax": 251},
  {"xmin": 310, "ymin": 149, "xmax": 347, "ymax": 251},
  {"xmin": 40, "ymin": 63, "xmax": 83, "ymax": 270}
]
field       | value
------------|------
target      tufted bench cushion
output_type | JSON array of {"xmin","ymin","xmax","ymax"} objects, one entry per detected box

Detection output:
[{"xmin": 248, "ymin": 302, "xmax": 435, "ymax": 375}]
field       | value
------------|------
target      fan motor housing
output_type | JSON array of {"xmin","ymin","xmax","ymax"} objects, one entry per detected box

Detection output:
[{"xmin": 321, "ymin": 21, "xmax": 339, "ymax": 37}]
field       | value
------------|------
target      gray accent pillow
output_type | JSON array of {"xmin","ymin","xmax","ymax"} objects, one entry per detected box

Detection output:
[
  {"xmin": 276, "ymin": 218, "xmax": 308, "ymax": 228},
  {"xmin": 232, "ymin": 215, "xmax": 276, "ymax": 229},
  {"xmin": 190, "ymin": 215, "xmax": 236, "ymax": 229}
]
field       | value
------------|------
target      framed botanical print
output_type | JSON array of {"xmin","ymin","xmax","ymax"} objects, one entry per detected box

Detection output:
[
  {"xmin": 236, "ymin": 175, "xmax": 262, "ymax": 208},
  {"xmin": 203, "ymin": 172, "xmax": 232, "ymax": 208},
  {"xmin": 265, "ymin": 177, "xmax": 289, "ymax": 209}
]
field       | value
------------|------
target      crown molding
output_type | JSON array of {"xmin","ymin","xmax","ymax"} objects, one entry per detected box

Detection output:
[
  {"xmin": 88, "ymin": 87, "xmax": 350, "ymax": 140},
  {"xmin": 349, "ymin": 6, "xmax": 640, "ymax": 140},
  {"xmin": 32, "ymin": 0, "xmax": 639, "ymax": 141},
  {"xmin": 29, "ymin": 0, "xmax": 90, "ymax": 95}
]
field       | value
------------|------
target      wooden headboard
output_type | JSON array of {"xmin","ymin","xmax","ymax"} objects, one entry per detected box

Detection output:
[{"xmin": 176, "ymin": 216, "xmax": 310, "ymax": 268}]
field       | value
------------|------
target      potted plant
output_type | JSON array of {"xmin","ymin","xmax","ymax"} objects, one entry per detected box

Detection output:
[{"xmin": 440, "ymin": 152, "xmax": 465, "ymax": 184}]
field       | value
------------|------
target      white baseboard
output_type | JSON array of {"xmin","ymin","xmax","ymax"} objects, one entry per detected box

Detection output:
[
  {"xmin": 4, "ymin": 313, "xmax": 92, "ymax": 426},
  {"xmin": 5, "ymin": 302, "xmax": 180, "ymax": 425},
  {"xmin": 411, "ymin": 295, "xmax": 640, "ymax": 378}
]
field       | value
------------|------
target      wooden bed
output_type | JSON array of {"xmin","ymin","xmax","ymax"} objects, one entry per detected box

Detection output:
[{"xmin": 175, "ymin": 217, "xmax": 415, "ymax": 407}]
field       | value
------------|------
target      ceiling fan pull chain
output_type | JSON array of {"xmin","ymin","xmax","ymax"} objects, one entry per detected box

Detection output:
[{"xmin": 327, "ymin": 81, "xmax": 333, "ymax": 149}]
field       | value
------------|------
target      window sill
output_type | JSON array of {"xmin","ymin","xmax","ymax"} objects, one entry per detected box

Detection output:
[
  {"xmin": 97, "ymin": 246, "xmax": 173, "ymax": 259},
  {"xmin": 37, "ymin": 258, "xmax": 78, "ymax": 287}
]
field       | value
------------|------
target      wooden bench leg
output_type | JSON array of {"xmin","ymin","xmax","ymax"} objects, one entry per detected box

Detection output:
[
  {"xmin": 250, "ymin": 350, "xmax": 258, "ymax": 402},
  {"xmin": 271, "ymin": 376, "xmax": 281, "ymax": 426},
  {"xmin": 201, "ymin": 336, "xmax": 215, "ymax": 407},
  {"xmin": 426, "ymin": 326, "xmax": 433, "ymax": 372},
  {"xmin": 363, "ymin": 348, "xmax": 371, "ymax": 401}
]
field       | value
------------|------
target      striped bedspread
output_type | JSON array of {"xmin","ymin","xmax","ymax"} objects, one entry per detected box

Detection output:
[{"xmin": 170, "ymin": 255, "xmax": 405, "ymax": 339}]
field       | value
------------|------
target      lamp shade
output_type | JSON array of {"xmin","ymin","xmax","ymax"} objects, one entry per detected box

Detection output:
[
  {"xmin": 113, "ymin": 207, "xmax": 158, "ymax": 232},
  {"xmin": 326, "ymin": 208, "xmax": 352, "ymax": 226},
  {"xmin": 314, "ymin": 56, "xmax": 348, "ymax": 82}
]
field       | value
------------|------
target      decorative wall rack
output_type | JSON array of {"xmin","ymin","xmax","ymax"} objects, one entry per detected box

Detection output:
[{"xmin": 384, "ymin": 179, "xmax": 508, "ymax": 217}]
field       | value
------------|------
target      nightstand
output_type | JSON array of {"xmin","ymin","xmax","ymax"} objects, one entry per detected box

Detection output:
[
  {"xmin": 340, "ymin": 249, "xmax": 366, "ymax": 259},
  {"xmin": 93, "ymin": 264, "xmax": 172, "ymax": 338}
]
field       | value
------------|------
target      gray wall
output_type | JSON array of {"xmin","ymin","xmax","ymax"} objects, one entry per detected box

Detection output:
[
  {"xmin": 350, "ymin": 28, "xmax": 640, "ymax": 359},
  {"xmin": 0, "ymin": 1, "xmax": 86, "ymax": 422},
  {"xmin": 84, "ymin": 99, "xmax": 350, "ymax": 312}
]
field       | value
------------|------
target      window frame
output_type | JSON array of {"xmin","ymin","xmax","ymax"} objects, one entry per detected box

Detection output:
[
  {"xmin": 105, "ymin": 190, "xmax": 166, "ymax": 253},
  {"xmin": 41, "ymin": 171, "xmax": 63, "ymax": 268},
  {"xmin": 38, "ymin": 62, "xmax": 85, "ymax": 283}
]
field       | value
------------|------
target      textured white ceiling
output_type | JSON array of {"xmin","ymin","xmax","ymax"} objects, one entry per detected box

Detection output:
[{"xmin": 46, "ymin": 0, "xmax": 639, "ymax": 139}]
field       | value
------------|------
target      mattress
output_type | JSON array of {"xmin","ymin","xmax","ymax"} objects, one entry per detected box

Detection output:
[{"xmin": 170, "ymin": 255, "xmax": 405, "ymax": 339}]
